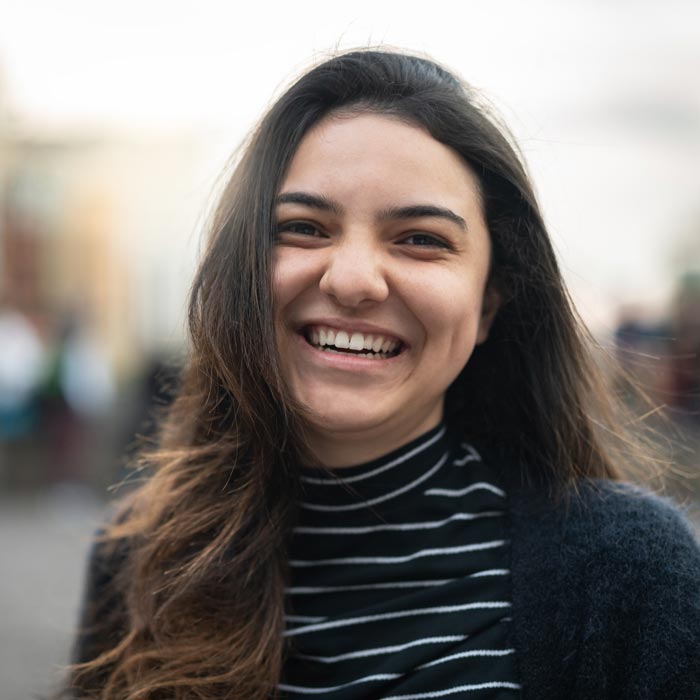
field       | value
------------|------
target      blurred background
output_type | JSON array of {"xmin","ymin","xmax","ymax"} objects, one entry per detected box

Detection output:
[{"xmin": 1, "ymin": 0, "xmax": 699, "ymax": 696}]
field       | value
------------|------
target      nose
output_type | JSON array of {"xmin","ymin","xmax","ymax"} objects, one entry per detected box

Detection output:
[{"xmin": 319, "ymin": 233, "xmax": 389, "ymax": 308}]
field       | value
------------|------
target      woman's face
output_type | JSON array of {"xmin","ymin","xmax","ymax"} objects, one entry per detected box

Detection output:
[{"xmin": 272, "ymin": 112, "xmax": 499, "ymax": 465}]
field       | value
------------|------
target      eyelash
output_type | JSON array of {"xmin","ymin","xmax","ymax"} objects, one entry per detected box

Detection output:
[
  {"xmin": 276, "ymin": 221, "xmax": 326, "ymax": 237},
  {"xmin": 276, "ymin": 220, "xmax": 452, "ymax": 250},
  {"xmin": 400, "ymin": 233, "xmax": 451, "ymax": 249}
]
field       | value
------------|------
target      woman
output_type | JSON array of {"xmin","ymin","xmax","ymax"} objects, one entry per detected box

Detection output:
[{"xmin": 66, "ymin": 50, "xmax": 700, "ymax": 699}]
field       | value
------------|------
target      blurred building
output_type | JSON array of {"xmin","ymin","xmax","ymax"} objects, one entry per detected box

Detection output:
[
  {"xmin": 0, "ymin": 121, "xmax": 209, "ymax": 375},
  {"xmin": 0, "ymin": 78, "xmax": 220, "ymax": 487}
]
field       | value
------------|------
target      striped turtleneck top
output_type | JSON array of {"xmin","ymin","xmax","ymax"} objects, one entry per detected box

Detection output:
[{"xmin": 282, "ymin": 423, "xmax": 522, "ymax": 699}]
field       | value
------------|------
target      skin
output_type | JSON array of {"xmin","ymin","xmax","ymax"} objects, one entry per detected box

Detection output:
[{"xmin": 273, "ymin": 112, "xmax": 500, "ymax": 467}]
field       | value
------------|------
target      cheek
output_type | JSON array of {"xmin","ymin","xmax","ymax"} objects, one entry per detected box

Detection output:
[
  {"xmin": 272, "ymin": 250, "xmax": 314, "ymax": 312},
  {"xmin": 404, "ymin": 273, "xmax": 485, "ymax": 351}
]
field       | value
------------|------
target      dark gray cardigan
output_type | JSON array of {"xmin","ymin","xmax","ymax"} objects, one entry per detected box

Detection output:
[
  {"xmin": 73, "ymin": 473, "xmax": 700, "ymax": 699},
  {"xmin": 499, "ymin": 468, "xmax": 700, "ymax": 699}
]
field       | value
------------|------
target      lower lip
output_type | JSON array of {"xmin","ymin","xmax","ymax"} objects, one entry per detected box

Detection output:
[{"xmin": 294, "ymin": 332, "xmax": 407, "ymax": 371}]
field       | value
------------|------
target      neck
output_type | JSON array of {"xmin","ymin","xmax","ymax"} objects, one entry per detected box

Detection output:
[{"xmin": 305, "ymin": 405, "xmax": 444, "ymax": 468}]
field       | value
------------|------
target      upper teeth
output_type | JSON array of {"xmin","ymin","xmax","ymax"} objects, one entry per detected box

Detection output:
[{"xmin": 308, "ymin": 326, "xmax": 400, "ymax": 354}]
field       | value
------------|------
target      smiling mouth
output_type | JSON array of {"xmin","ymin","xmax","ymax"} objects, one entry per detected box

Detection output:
[{"xmin": 301, "ymin": 326, "xmax": 404, "ymax": 360}]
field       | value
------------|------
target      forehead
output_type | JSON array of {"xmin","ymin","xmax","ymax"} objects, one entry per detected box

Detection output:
[{"xmin": 280, "ymin": 112, "xmax": 483, "ymax": 216}]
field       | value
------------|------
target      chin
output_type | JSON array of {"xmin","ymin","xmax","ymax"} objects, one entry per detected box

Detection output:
[{"xmin": 302, "ymin": 406, "xmax": 392, "ymax": 437}]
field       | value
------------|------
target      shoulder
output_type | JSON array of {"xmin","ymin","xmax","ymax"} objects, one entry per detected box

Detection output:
[
  {"xmin": 82, "ymin": 528, "xmax": 130, "ymax": 594},
  {"xmin": 527, "ymin": 479, "xmax": 697, "ymax": 563},
  {"xmin": 482, "ymin": 439, "xmax": 698, "ymax": 548},
  {"xmin": 569, "ymin": 478, "xmax": 697, "ymax": 534},
  {"xmin": 80, "ymin": 500, "xmax": 135, "ymax": 599},
  {"xmin": 508, "ymin": 477, "xmax": 700, "ymax": 593},
  {"xmin": 72, "ymin": 519, "xmax": 132, "ymax": 664}
]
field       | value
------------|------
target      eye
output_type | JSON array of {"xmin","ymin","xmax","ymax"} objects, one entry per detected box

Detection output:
[
  {"xmin": 276, "ymin": 220, "xmax": 325, "ymax": 238},
  {"xmin": 400, "ymin": 233, "xmax": 451, "ymax": 249}
]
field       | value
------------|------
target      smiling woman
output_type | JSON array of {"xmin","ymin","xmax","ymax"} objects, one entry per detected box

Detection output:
[
  {"xmin": 63, "ymin": 50, "xmax": 700, "ymax": 700},
  {"xmin": 273, "ymin": 113, "xmax": 499, "ymax": 467}
]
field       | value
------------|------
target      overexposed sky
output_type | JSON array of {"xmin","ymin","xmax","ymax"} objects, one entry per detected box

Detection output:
[{"xmin": 2, "ymin": 0, "xmax": 699, "ymax": 328}]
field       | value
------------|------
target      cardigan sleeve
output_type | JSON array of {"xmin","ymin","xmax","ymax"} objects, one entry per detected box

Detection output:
[
  {"xmin": 596, "ymin": 485, "xmax": 700, "ymax": 699},
  {"xmin": 507, "ymin": 479, "xmax": 700, "ymax": 700}
]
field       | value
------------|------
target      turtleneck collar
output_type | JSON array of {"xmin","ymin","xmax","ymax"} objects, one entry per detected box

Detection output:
[{"xmin": 298, "ymin": 423, "xmax": 452, "ymax": 513}]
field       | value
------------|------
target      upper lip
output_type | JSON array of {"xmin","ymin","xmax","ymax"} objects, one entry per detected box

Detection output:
[{"xmin": 295, "ymin": 318, "xmax": 409, "ymax": 347}]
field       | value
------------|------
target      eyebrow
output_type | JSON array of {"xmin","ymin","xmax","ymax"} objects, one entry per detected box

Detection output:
[
  {"xmin": 378, "ymin": 204, "xmax": 467, "ymax": 231},
  {"xmin": 275, "ymin": 191, "xmax": 342, "ymax": 215},
  {"xmin": 275, "ymin": 191, "xmax": 467, "ymax": 231}
]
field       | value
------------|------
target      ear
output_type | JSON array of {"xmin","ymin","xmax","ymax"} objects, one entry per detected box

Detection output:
[{"xmin": 475, "ymin": 283, "xmax": 501, "ymax": 345}]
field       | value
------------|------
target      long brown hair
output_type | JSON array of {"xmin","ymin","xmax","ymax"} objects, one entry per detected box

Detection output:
[{"xmin": 66, "ymin": 48, "xmax": 662, "ymax": 698}]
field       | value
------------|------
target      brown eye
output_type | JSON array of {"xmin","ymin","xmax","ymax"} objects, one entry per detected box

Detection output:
[
  {"xmin": 401, "ymin": 233, "xmax": 450, "ymax": 249},
  {"xmin": 277, "ymin": 221, "xmax": 324, "ymax": 237}
]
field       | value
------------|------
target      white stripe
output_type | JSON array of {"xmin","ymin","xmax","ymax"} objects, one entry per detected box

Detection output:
[
  {"xmin": 383, "ymin": 682, "xmax": 522, "ymax": 699},
  {"xmin": 418, "ymin": 648, "xmax": 515, "ymax": 669},
  {"xmin": 286, "ymin": 579, "xmax": 454, "ymax": 594},
  {"xmin": 289, "ymin": 539, "xmax": 505, "ymax": 567},
  {"xmin": 283, "ymin": 601, "xmax": 511, "ymax": 637},
  {"xmin": 278, "ymin": 673, "xmax": 400, "ymax": 694},
  {"xmin": 293, "ymin": 510, "xmax": 503, "ymax": 535},
  {"xmin": 453, "ymin": 443, "xmax": 482, "ymax": 466},
  {"xmin": 285, "ymin": 568, "xmax": 509, "ymax": 594},
  {"xmin": 301, "ymin": 426, "xmax": 446, "ymax": 485},
  {"xmin": 425, "ymin": 481, "xmax": 506, "ymax": 498},
  {"xmin": 294, "ymin": 635, "xmax": 468, "ymax": 663},
  {"xmin": 302, "ymin": 452, "xmax": 448, "ymax": 512},
  {"xmin": 469, "ymin": 568, "xmax": 510, "ymax": 577},
  {"xmin": 284, "ymin": 614, "xmax": 325, "ymax": 623},
  {"xmin": 460, "ymin": 442, "xmax": 482, "ymax": 455}
]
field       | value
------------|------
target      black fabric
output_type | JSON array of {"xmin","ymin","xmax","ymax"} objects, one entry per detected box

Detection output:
[
  {"xmin": 70, "ymin": 533, "xmax": 129, "ymax": 696},
  {"xmin": 495, "ymin": 461, "xmax": 700, "ymax": 700},
  {"xmin": 282, "ymin": 423, "xmax": 520, "ymax": 699},
  {"xmin": 71, "ymin": 436, "xmax": 700, "ymax": 699}
]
